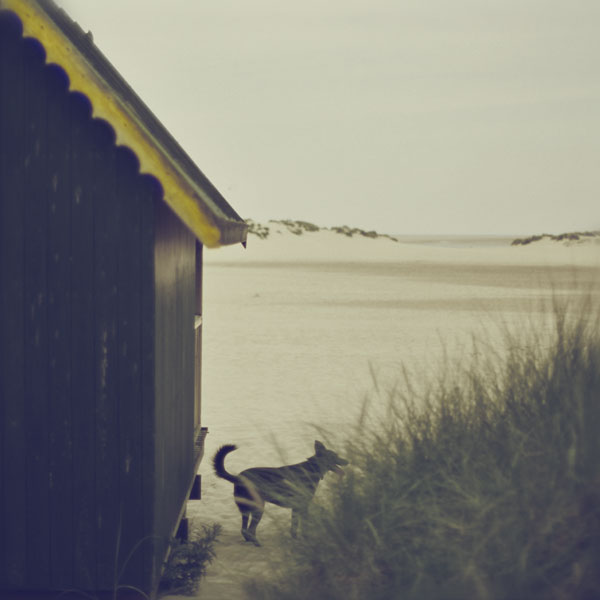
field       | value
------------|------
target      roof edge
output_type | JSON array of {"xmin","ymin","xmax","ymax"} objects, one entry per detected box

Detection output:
[{"xmin": 2, "ymin": 0, "xmax": 248, "ymax": 248}]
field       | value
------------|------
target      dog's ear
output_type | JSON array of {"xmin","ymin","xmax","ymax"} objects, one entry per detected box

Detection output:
[{"xmin": 314, "ymin": 440, "xmax": 326, "ymax": 454}]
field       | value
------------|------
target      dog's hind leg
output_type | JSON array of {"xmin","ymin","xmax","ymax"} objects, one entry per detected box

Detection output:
[
  {"xmin": 235, "ymin": 478, "xmax": 263, "ymax": 544},
  {"xmin": 290, "ymin": 509, "xmax": 299, "ymax": 538},
  {"xmin": 246, "ymin": 509, "xmax": 263, "ymax": 547},
  {"xmin": 240, "ymin": 512, "xmax": 253, "ymax": 543}
]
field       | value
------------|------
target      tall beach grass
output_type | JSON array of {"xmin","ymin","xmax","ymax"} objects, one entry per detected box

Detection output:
[{"xmin": 246, "ymin": 300, "xmax": 600, "ymax": 600}]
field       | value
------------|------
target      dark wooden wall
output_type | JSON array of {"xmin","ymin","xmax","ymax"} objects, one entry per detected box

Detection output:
[
  {"xmin": 0, "ymin": 14, "xmax": 174, "ymax": 595},
  {"xmin": 152, "ymin": 201, "xmax": 197, "ymax": 581}
]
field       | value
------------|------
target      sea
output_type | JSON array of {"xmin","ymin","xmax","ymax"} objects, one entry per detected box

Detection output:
[{"xmin": 394, "ymin": 234, "xmax": 516, "ymax": 248}]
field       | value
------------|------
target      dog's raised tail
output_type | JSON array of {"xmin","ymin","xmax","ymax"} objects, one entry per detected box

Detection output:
[{"xmin": 213, "ymin": 444, "xmax": 239, "ymax": 484}]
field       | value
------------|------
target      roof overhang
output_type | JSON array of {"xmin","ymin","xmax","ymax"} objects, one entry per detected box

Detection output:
[{"xmin": 1, "ymin": 0, "xmax": 248, "ymax": 248}]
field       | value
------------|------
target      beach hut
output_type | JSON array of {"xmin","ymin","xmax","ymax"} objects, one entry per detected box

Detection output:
[{"xmin": 0, "ymin": 0, "xmax": 247, "ymax": 597}]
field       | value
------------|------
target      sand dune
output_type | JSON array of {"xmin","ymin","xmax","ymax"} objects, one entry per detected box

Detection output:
[{"xmin": 207, "ymin": 221, "xmax": 600, "ymax": 267}]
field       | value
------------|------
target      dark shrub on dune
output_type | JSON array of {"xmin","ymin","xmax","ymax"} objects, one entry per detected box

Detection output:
[
  {"xmin": 512, "ymin": 231, "xmax": 600, "ymax": 245},
  {"xmin": 270, "ymin": 219, "xmax": 321, "ymax": 235},
  {"xmin": 246, "ymin": 302, "xmax": 600, "ymax": 600}
]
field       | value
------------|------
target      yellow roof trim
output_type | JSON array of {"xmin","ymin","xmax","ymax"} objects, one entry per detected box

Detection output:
[{"xmin": 5, "ymin": 0, "xmax": 224, "ymax": 247}]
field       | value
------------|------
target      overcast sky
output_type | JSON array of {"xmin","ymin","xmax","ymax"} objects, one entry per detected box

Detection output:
[{"xmin": 60, "ymin": 0, "xmax": 599, "ymax": 235}]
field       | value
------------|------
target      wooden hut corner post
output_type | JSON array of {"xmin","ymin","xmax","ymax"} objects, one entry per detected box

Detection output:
[{"xmin": 194, "ymin": 240, "xmax": 204, "ymax": 440}]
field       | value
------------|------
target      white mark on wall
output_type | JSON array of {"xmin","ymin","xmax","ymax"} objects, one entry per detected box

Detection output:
[{"xmin": 100, "ymin": 328, "xmax": 108, "ymax": 389}]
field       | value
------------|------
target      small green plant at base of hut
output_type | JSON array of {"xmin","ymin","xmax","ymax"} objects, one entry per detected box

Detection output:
[{"xmin": 159, "ymin": 523, "xmax": 221, "ymax": 595}]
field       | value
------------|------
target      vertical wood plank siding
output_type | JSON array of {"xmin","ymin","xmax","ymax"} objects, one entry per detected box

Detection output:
[
  {"xmin": 70, "ymin": 91, "xmax": 97, "ymax": 590},
  {"xmin": 140, "ymin": 176, "xmax": 158, "ymax": 588},
  {"xmin": 0, "ymin": 12, "xmax": 27, "ymax": 588},
  {"xmin": 22, "ymin": 37, "xmax": 51, "ymax": 588},
  {"xmin": 0, "ymin": 20, "xmax": 176, "ymax": 594},
  {"xmin": 46, "ymin": 61, "xmax": 75, "ymax": 590},
  {"xmin": 153, "ymin": 201, "xmax": 196, "ymax": 579},
  {"xmin": 116, "ymin": 146, "xmax": 145, "ymax": 585},
  {"xmin": 91, "ymin": 113, "xmax": 121, "ymax": 589}
]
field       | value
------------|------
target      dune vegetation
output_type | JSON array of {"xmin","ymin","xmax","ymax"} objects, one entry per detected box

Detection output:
[
  {"xmin": 245, "ymin": 301, "xmax": 600, "ymax": 600},
  {"xmin": 511, "ymin": 231, "xmax": 600, "ymax": 246},
  {"xmin": 245, "ymin": 218, "xmax": 399, "ymax": 242}
]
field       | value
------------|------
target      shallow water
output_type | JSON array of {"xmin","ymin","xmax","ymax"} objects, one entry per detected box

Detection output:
[{"xmin": 165, "ymin": 256, "xmax": 595, "ymax": 599}]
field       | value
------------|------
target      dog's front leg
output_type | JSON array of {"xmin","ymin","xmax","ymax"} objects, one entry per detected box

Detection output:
[
  {"xmin": 290, "ymin": 509, "xmax": 299, "ymax": 538},
  {"xmin": 291, "ymin": 506, "xmax": 308, "ymax": 539}
]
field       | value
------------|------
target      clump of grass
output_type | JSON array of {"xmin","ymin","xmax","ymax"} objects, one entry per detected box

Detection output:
[
  {"xmin": 512, "ymin": 231, "xmax": 600, "ymax": 245},
  {"xmin": 329, "ymin": 224, "xmax": 398, "ymax": 241},
  {"xmin": 269, "ymin": 219, "xmax": 322, "ymax": 235},
  {"xmin": 159, "ymin": 523, "xmax": 221, "ymax": 595},
  {"xmin": 247, "ymin": 303, "xmax": 600, "ymax": 600},
  {"xmin": 246, "ymin": 219, "xmax": 271, "ymax": 239}
]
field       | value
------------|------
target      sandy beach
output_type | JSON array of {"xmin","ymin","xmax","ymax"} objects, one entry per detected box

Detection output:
[{"xmin": 162, "ymin": 226, "xmax": 598, "ymax": 599}]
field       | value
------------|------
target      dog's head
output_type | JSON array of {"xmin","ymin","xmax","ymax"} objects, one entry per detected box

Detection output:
[{"xmin": 314, "ymin": 440, "xmax": 349, "ymax": 476}]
